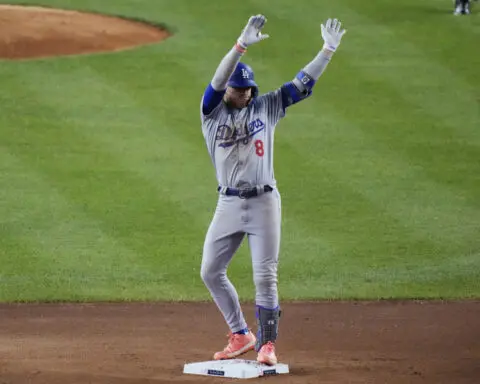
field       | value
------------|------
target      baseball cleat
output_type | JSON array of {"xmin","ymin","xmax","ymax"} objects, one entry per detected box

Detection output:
[
  {"xmin": 256, "ymin": 341, "xmax": 278, "ymax": 366},
  {"xmin": 213, "ymin": 331, "xmax": 256, "ymax": 360},
  {"xmin": 454, "ymin": 5, "xmax": 463, "ymax": 14}
]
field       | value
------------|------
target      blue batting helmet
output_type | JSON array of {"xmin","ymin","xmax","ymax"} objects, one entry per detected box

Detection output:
[{"xmin": 227, "ymin": 62, "xmax": 258, "ymax": 98}]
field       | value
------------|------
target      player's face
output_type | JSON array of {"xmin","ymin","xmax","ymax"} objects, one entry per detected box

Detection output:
[{"xmin": 225, "ymin": 87, "xmax": 252, "ymax": 108}]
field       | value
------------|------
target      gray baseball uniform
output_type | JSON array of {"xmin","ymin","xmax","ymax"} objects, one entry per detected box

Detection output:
[
  {"xmin": 198, "ymin": 15, "xmax": 345, "ymax": 354},
  {"xmin": 200, "ymin": 89, "xmax": 284, "ymax": 333}
]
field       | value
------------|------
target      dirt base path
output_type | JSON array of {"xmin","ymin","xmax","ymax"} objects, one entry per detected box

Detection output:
[
  {"xmin": 0, "ymin": 301, "xmax": 478, "ymax": 383},
  {"xmin": 0, "ymin": 5, "xmax": 169, "ymax": 60}
]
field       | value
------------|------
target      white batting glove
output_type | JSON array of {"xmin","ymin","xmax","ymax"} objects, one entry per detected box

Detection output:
[
  {"xmin": 321, "ymin": 18, "xmax": 346, "ymax": 52},
  {"xmin": 237, "ymin": 14, "xmax": 270, "ymax": 49}
]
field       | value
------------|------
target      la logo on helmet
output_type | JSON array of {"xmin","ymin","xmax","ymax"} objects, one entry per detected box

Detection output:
[{"xmin": 241, "ymin": 68, "xmax": 249, "ymax": 79}]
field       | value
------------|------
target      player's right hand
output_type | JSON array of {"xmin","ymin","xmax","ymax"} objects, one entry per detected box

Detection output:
[{"xmin": 237, "ymin": 15, "xmax": 270, "ymax": 49}]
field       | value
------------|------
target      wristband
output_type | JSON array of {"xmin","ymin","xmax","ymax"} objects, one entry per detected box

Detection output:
[
  {"xmin": 322, "ymin": 43, "xmax": 337, "ymax": 52},
  {"xmin": 235, "ymin": 40, "xmax": 247, "ymax": 53}
]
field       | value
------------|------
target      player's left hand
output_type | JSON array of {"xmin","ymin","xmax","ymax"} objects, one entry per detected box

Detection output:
[{"xmin": 321, "ymin": 18, "xmax": 346, "ymax": 52}]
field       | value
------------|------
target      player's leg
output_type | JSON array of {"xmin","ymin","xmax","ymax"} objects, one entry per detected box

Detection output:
[
  {"xmin": 201, "ymin": 229, "xmax": 246, "ymax": 332},
  {"xmin": 248, "ymin": 232, "xmax": 281, "ymax": 365},
  {"xmin": 245, "ymin": 188, "xmax": 282, "ymax": 365},
  {"xmin": 454, "ymin": 0, "xmax": 463, "ymax": 14},
  {"xmin": 201, "ymin": 196, "xmax": 256, "ymax": 359},
  {"xmin": 454, "ymin": 0, "xmax": 471, "ymax": 14}
]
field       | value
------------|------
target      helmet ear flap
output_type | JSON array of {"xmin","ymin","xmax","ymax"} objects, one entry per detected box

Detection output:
[{"xmin": 252, "ymin": 87, "xmax": 259, "ymax": 99}]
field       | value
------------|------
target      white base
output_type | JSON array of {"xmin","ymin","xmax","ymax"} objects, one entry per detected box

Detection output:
[{"xmin": 183, "ymin": 359, "xmax": 289, "ymax": 379}]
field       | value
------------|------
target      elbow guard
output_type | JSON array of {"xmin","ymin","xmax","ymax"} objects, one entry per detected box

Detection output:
[
  {"xmin": 281, "ymin": 71, "xmax": 315, "ymax": 108},
  {"xmin": 294, "ymin": 70, "xmax": 316, "ymax": 93}
]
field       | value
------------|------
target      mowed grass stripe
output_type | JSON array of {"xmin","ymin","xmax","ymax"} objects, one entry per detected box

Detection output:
[
  {"xmin": 342, "ymin": 3, "xmax": 479, "ymax": 142},
  {"xmin": 343, "ymin": 0, "xmax": 480, "ymax": 86},
  {"xmin": 285, "ymin": 102, "xmax": 479, "ymax": 250},
  {"xmin": 0, "ymin": 141, "xmax": 208, "ymax": 301},
  {"xmin": 0, "ymin": 149, "xmax": 177, "ymax": 302},
  {"xmin": 276, "ymin": 132, "xmax": 479, "ymax": 299},
  {"xmin": 271, "ymin": 139, "xmax": 480, "ymax": 299},
  {"xmin": 341, "ymin": 0, "xmax": 480, "ymax": 60},
  {"xmin": 323, "ymin": 69, "xmax": 480, "ymax": 209},
  {"xmin": 5, "ymin": 58, "xmax": 214, "ymax": 221},
  {"xmin": 324, "ymin": 2, "xmax": 480, "ymax": 230},
  {"xmin": 0, "ymin": 64, "xmax": 213, "ymax": 300}
]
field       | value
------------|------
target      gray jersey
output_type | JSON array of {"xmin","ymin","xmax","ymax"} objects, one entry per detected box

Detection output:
[{"xmin": 200, "ymin": 89, "xmax": 285, "ymax": 189}]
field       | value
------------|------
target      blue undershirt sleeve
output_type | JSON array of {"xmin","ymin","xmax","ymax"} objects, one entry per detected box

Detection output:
[{"xmin": 202, "ymin": 84, "xmax": 226, "ymax": 116}]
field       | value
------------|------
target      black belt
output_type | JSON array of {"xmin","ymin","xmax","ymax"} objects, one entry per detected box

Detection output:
[{"xmin": 218, "ymin": 185, "xmax": 273, "ymax": 199}]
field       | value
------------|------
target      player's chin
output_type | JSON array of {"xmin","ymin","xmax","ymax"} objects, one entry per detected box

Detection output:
[{"xmin": 235, "ymin": 98, "xmax": 250, "ymax": 108}]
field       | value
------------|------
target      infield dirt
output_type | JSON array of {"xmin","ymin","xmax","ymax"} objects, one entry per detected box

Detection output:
[
  {"xmin": 1, "ymin": 301, "xmax": 478, "ymax": 383},
  {"xmin": 0, "ymin": 5, "xmax": 169, "ymax": 60}
]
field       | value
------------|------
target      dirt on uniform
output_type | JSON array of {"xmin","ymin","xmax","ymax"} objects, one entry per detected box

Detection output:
[
  {"xmin": 0, "ymin": 301, "xmax": 478, "ymax": 384},
  {"xmin": 0, "ymin": 5, "xmax": 169, "ymax": 59}
]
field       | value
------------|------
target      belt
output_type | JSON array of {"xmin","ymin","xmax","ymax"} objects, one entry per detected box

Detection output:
[{"xmin": 217, "ymin": 185, "xmax": 274, "ymax": 199}]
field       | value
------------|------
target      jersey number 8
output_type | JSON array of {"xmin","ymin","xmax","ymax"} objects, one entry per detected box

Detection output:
[{"xmin": 255, "ymin": 140, "xmax": 264, "ymax": 157}]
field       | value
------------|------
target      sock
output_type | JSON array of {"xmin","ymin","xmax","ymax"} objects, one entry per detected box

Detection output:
[{"xmin": 234, "ymin": 327, "xmax": 249, "ymax": 335}]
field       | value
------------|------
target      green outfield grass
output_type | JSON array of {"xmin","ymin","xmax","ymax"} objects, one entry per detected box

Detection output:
[{"xmin": 0, "ymin": 0, "xmax": 479, "ymax": 302}]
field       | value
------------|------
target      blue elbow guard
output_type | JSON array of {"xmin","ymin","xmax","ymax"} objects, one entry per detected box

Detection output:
[
  {"xmin": 295, "ymin": 70, "xmax": 316, "ymax": 92},
  {"xmin": 281, "ymin": 80, "xmax": 313, "ymax": 108}
]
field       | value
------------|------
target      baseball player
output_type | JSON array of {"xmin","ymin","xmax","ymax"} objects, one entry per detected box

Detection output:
[{"xmin": 200, "ymin": 15, "xmax": 346, "ymax": 365}]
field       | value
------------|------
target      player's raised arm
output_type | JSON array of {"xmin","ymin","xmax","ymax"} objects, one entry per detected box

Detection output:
[
  {"xmin": 202, "ymin": 15, "xmax": 269, "ymax": 115},
  {"xmin": 281, "ymin": 18, "xmax": 346, "ymax": 109}
]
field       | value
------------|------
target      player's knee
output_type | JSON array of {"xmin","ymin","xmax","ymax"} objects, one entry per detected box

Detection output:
[
  {"xmin": 253, "ymin": 271, "xmax": 278, "ymax": 293},
  {"xmin": 200, "ymin": 263, "xmax": 225, "ymax": 287},
  {"xmin": 200, "ymin": 265, "xmax": 212, "ymax": 285}
]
